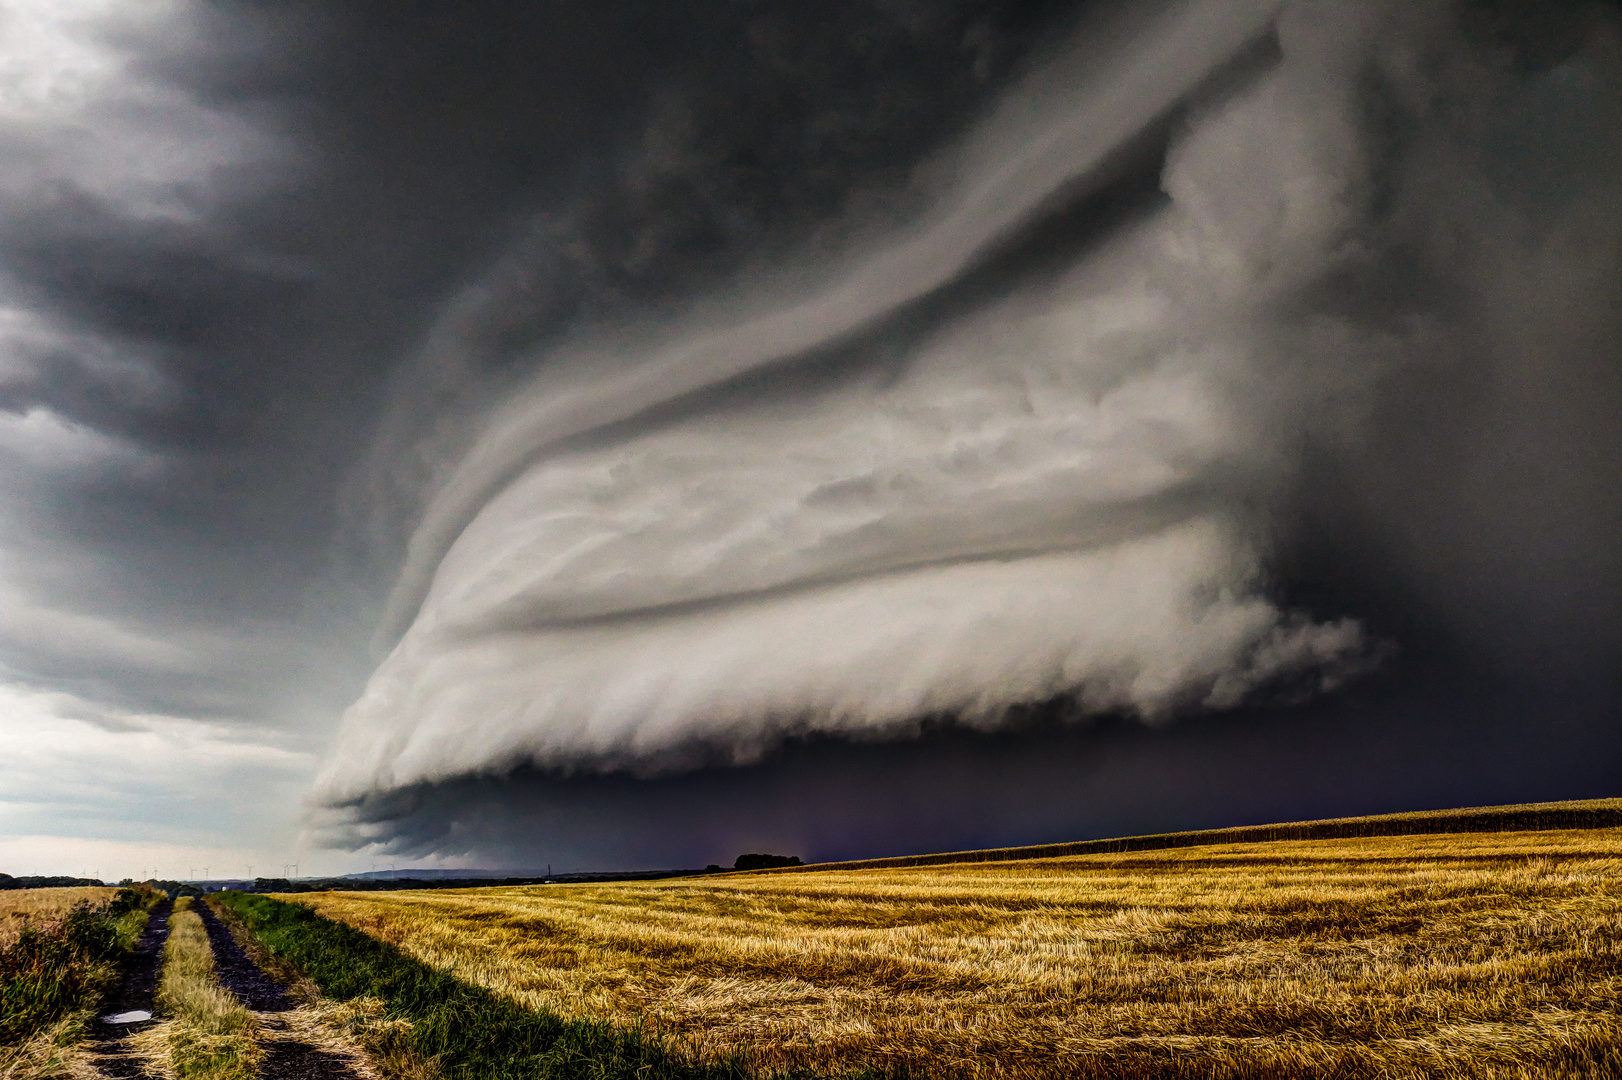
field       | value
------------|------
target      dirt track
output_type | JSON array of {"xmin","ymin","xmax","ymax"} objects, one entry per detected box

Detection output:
[
  {"xmin": 195, "ymin": 900, "xmax": 367, "ymax": 1079},
  {"xmin": 194, "ymin": 901, "xmax": 290, "ymax": 1012},
  {"xmin": 85, "ymin": 899, "xmax": 170, "ymax": 1078},
  {"xmin": 87, "ymin": 897, "xmax": 366, "ymax": 1079}
]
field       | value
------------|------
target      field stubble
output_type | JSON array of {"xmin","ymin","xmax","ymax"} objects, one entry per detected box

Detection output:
[
  {"xmin": 287, "ymin": 829, "xmax": 1622, "ymax": 1079},
  {"xmin": 0, "ymin": 890, "xmax": 116, "ymax": 953}
]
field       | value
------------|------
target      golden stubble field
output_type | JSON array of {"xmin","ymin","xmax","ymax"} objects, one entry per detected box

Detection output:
[
  {"xmin": 0, "ymin": 886, "xmax": 115, "ymax": 950},
  {"xmin": 286, "ymin": 829, "xmax": 1622, "ymax": 1079}
]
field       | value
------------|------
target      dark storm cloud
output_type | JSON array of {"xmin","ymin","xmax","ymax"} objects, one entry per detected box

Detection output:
[
  {"xmin": 0, "ymin": 0, "xmax": 1103, "ymax": 821},
  {"xmin": 10, "ymin": 0, "xmax": 1038, "ymax": 715},
  {"xmin": 316, "ymin": 0, "xmax": 1622, "ymax": 862},
  {"xmin": 2, "ymin": 0, "xmax": 1618, "ymax": 871},
  {"xmin": 326, "ymin": 670, "xmax": 1622, "ymax": 872}
]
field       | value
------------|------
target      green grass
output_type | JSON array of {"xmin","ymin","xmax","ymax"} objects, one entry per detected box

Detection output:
[{"xmin": 217, "ymin": 893, "xmax": 894, "ymax": 1080}]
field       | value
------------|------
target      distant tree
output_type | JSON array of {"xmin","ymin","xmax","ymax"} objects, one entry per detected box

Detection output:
[
  {"xmin": 704, "ymin": 864, "xmax": 723, "ymax": 873},
  {"xmin": 0, "ymin": 872, "xmax": 105, "ymax": 890},
  {"xmin": 733, "ymin": 853, "xmax": 803, "ymax": 871}
]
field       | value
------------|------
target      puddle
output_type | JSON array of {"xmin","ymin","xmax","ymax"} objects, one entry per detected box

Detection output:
[{"xmin": 100, "ymin": 1010, "xmax": 153, "ymax": 1024}]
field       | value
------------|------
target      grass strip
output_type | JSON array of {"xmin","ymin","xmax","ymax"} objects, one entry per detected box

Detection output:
[
  {"xmin": 218, "ymin": 892, "xmax": 898, "ymax": 1080},
  {"xmin": 765, "ymin": 796, "xmax": 1622, "ymax": 873},
  {"xmin": 205, "ymin": 896, "xmax": 425, "ymax": 1078},
  {"xmin": 0, "ymin": 888, "xmax": 154, "ymax": 1078},
  {"xmin": 130, "ymin": 897, "xmax": 260, "ymax": 1080}
]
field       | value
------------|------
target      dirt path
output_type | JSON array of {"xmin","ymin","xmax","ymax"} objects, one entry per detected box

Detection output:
[
  {"xmin": 252, "ymin": 1033, "xmax": 372, "ymax": 1080},
  {"xmin": 194, "ymin": 900, "xmax": 291, "ymax": 1011},
  {"xmin": 85, "ymin": 899, "xmax": 171, "ymax": 1079},
  {"xmin": 194, "ymin": 900, "xmax": 369, "ymax": 1080}
]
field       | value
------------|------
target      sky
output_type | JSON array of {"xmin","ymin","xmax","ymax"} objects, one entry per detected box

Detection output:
[{"xmin": 1, "ymin": 0, "xmax": 1619, "ymax": 880}]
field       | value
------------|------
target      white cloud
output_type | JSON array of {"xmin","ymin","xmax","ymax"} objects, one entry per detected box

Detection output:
[
  {"xmin": 0, "ymin": 405, "xmax": 153, "ymax": 473},
  {"xmin": 0, "ymin": 0, "xmax": 150, "ymax": 120},
  {"xmin": 319, "ymin": 2, "xmax": 1412, "ymax": 805},
  {"xmin": 0, "ymin": 0, "xmax": 284, "ymax": 220},
  {"xmin": 325, "ymin": 519, "xmax": 1381, "ymax": 800},
  {"xmin": 0, "ymin": 685, "xmax": 311, "ymax": 806},
  {"xmin": 0, "ymin": 683, "xmax": 323, "ymax": 879}
]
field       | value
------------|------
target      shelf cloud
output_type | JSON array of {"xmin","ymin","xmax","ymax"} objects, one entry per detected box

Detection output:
[
  {"xmin": 317, "ymin": 0, "xmax": 1621, "ymax": 832},
  {"xmin": 1, "ymin": 0, "xmax": 1617, "ymax": 873}
]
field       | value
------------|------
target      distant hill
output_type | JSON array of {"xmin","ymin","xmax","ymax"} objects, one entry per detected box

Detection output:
[
  {"xmin": 745, "ymin": 797, "xmax": 1622, "ymax": 874},
  {"xmin": 340, "ymin": 869, "xmax": 524, "ymax": 881}
]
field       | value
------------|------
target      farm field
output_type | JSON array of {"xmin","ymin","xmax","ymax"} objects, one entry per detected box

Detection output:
[
  {"xmin": 281, "ymin": 817, "xmax": 1622, "ymax": 1079},
  {"xmin": 0, "ymin": 887, "xmax": 116, "ymax": 950},
  {"xmin": 0, "ymin": 886, "xmax": 151, "ymax": 1078}
]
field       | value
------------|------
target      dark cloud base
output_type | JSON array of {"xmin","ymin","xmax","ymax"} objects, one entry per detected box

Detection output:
[{"xmin": 332, "ymin": 657, "xmax": 1622, "ymax": 870}]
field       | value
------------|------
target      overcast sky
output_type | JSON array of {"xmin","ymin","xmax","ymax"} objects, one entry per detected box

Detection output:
[{"xmin": 2, "ymin": 0, "xmax": 1619, "ymax": 880}]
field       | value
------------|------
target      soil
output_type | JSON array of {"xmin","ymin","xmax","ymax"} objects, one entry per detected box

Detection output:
[
  {"xmin": 255, "ymin": 1024, "xmax": 372, "ymax": 1080},
  {"xmin": 83, "ymin": 898, "xmax": 366, "ymax": 1079},
  {"xmin": 196, "ymin": 899, "xmax": 367, "ymax": 1080},
  {"xmin": 194, "ymin": 900, "xmax": 291, "ymax": 1012},
  {"xmin": 84, "ymin": 899, "xmax": 171, "ymax": 1078}
]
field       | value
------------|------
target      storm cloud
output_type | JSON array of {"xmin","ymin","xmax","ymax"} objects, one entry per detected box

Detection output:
[{"xmin": 2, "ymin": 0, "xmax": 1618, "ymax": 873}]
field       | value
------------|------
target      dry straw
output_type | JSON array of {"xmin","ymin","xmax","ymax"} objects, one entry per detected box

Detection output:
[
  {"xmin": 0, "ymin": 890, "xmax": 116, "ymax": 953},
  {"xmin": 291, "ymin": 825, "xmax": 1622, "ymax": 1079},
  {"xmin": 130, "ymin": 898, "xmax": 261, "ymax": 1080}
]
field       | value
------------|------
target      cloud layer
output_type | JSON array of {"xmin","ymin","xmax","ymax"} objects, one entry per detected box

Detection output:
[
  {"xmin": 316, "ymin": 0, "xmax": 1481, "ymax": 806},
  {"xmin": 1, "ymin": 0, "xmax": 1616, "ymax": 872}
]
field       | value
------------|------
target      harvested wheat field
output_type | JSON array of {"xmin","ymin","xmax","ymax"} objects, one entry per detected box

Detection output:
[
  {"xmin": 0, "ymin": 886, "xmax": 115, "ymax": 948},
  {"xmin": 284, "ymin": 824, "xmax": 1622, "ymax": 1079}
]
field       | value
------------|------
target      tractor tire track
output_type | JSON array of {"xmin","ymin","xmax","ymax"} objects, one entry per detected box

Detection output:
[
  {"xmin": 86, "ymin": 898, "xmax": 171, "ymax": 1079},
  {"xmin": 254, "ymin": 1034, "xmax": 371, "ymax": 1080},
  {"xmin": 194, "ymin": 899, "xmax": 291, "ymax": 1011},
  {"xmin": 195, "ymin": 899, "xmax": 368, "ymax": 1080}
]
